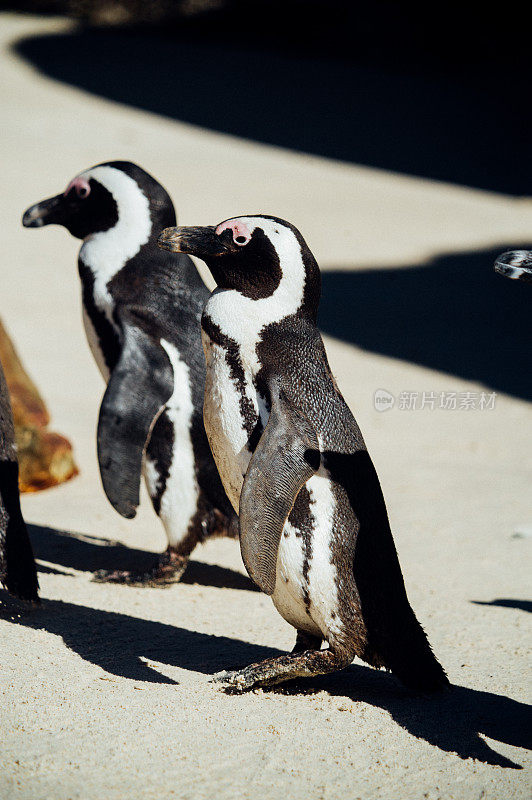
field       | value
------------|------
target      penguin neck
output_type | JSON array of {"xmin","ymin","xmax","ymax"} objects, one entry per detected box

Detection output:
[
  {"xmin": 78, "ymin": 190, "xmax": 152, "ymax": 327},
  {"xmin": 80, "ymin": 180, "xmax": 151, "ymax": 277},
  {"xmin": 80, "ymin": 166, "xmax": 157, "ymax": 273},
  {"xmin": 204, "ymin": 257, "xmax": 309, "ymax": 373}
]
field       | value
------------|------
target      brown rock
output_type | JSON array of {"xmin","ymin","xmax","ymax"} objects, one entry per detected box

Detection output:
[{"xmin": 0, "ymin": 318, "xmax": 78, "ymax": 492}]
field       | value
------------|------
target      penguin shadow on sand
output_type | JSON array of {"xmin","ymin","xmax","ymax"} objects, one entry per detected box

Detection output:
[
  {"xmin": 278, "ymin": 664, "xmax": 532, "ymax": 770},
  {"xmin": 11, "ymin": 15, "xmax": 530, "ymax": 196},
  {"xmin": 2, "ymin": 589, "xmax": 529, "ymax": 770},
  {"xmin": 26, "ymin": 523, "xmax": 258, "ymax": 592},
  {"xmin": 0, "ymin": 590, "xmax": 277, "ymax": 684},
  {"xmin": 319, "ymin": 244, "xmax": 532, "ymax": 402},
  {"xmin": 471, "ymin": 599, "xmax": 532, "ymax": 613}
]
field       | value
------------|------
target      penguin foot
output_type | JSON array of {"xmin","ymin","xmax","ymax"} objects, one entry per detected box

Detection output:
[
  {"xmin": 211, "ymin": 667, "xmax": 273, "ymax": 693},
  {"xmin": 92, "ymin": 548, "xmax": 189, "ymax": 587},
  {"xmin": 211, "ymin": 647, "xmax": 353, "ymax": 693},
  {"xmin": 210, "ymin": 661, "xmax": 307, "ymax": 693},
  {"xmin": 200, "ymin": 507, "xmax": 239, "ymax": 540},
  {"xmin": 211, "ymin": 669, "xmax": 249, "ymax": 692},
  {"xmin": 292, "ymin": 630, "xmax": 323, "ymax": 653}
]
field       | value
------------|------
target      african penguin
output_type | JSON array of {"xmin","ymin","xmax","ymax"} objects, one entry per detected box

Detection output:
[
  {"xmin": 23, "ymin": 161, "xmax": 235, "ymax": 585},
  {"xmin": 0, "ymin": 359, "xmax": 39, "ymax": 601},
  {"xmin": 494, "ymin": 250, "xmax": 532, "ymax": 281},
  {"xmin": 158, "ymin": 215, "xmax": 449, "ymax": 692}
]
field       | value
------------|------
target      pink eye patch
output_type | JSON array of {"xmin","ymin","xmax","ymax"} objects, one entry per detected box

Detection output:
[
  {"xmin": 215, "ymin": 219, "xmax": 252, "ymax": 245},
  {"xmin": 64, "ymin": 176, "xmax": 91, "ymax": 198}
]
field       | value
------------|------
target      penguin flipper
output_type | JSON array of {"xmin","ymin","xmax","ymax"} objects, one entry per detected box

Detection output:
[
  {"xmin": 97, "ymin": 314, "xmax": 173, "ymax": 519},
  {"xmin": 0, "ymin": 461, "xmax": 39, "ymax": 602},
  {"xmin": 239, "ymin": 382, "xmax": 320, "ymax": 595}
]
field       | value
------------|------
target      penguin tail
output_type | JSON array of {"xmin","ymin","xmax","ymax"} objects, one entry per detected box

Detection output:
[
  {"xmin": 1, "ymin": 464, "xmax": 39, "ymax": 602},
  {"xmin": 346, "ymin": 451, "xmax": 449, "ymax": 693},
  {"xmin": 375, "ymin": 605, "xmax": 449, "ymax": 693}
]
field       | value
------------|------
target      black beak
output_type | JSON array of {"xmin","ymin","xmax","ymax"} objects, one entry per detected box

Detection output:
[
  {"xmin": 158, "ymin": 225, "xmax": 228, "ymax": 257},
  {"xmin": 22, "ymin": 193, "xmax": 66, "ymax": 228},
  {"xmin": 494, "ymin": 250, "xmax": 532, "ymax": 281}
]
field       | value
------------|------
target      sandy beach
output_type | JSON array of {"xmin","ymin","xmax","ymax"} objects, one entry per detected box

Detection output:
[{"xmin": 0, "ymin": 12, "xmax": 531, "ymax": 799}]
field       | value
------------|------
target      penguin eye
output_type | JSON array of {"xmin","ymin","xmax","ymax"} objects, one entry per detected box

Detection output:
[
  {"xmin": 235, "ymin": 235, "xmax": 247, "ymax": 245},
  {"xmin": 76, "ymin": 184, "xmax": 90, "ymax": 199}
]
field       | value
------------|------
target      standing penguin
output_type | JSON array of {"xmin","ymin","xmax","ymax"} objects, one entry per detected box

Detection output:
[
  {"xmin": 494, "ymin": 250, "xmax": 532, "ymax": 281},
  {"xmin": 23, "ymin": 162, "xmax": 234, "ymax": 584},
  {"xmin": 158, "ymin": 215, "xmax": 449, "ymax": 691},
  {"xmin": 1, "ymin": 359, "xmax": 39, "ymax": 600}
]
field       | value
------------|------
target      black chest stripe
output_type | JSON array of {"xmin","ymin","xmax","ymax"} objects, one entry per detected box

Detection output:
[
  {"xmin": 202, "ymin": 314, "xmax": 263, "ymax": 444},
  {"xmin": 145, "ymin": 409, "xmax": 175, "ymax": 513},
  {"xmin": 287, "ymin": 486, "xmax": 314, "ymax": 611},
  {"xmin": 79, "ymin": 261, "xmax": 121, "ymax": 373}
]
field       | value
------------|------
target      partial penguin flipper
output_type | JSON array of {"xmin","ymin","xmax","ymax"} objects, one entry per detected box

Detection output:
[
  {"xmin": 97, "ymin": 315, "xmax": 173, "ymax": 519},
  {"xmin": 0, "ymin": 462, "xmax": 39, "ymax": 602},
  {"xmin": 494, "ymin": 250, "xmax": 532, "ymax": 281},
  {"xmin": 1, "ymin": 361, "xmax": 39, "ymax": 601},
  {"xmin": 239, "ymin": 383, "xmax": 320, "ymax": 595}
]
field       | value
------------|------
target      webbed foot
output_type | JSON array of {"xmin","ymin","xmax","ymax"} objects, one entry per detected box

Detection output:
[
  {"xmin": 211, "ymin": 646, "xmax": 353, "ymax": 693},
  {"xmin": 92, "ymin": 548, "xmax": 188, "ymax": 587},
  {"xmin": 211, "ymin": 665, "xmax": 274, "ymax": 693}
]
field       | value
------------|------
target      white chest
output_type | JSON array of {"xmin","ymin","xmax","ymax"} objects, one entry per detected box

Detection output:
[
  {"xmin": 271, "ymin": 470, "xmax": 341, "ymax": 639},
  {"xmin": 202, "ymin": 330, "xmax": 262, "ymax": 513},
  {"xmin": 79, "ymin": 243, "xmax": 123, "ymax": 329},
  {"xmin": 147, "ymin": 339, "xmax": 200, "ymax": 546},
  {"xmin": 272, "ymin": 520, "xmax": 321, "ymax": 636}
]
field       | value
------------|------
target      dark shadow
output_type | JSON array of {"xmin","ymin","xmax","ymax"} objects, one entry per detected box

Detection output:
[
  {"xmin": 34, "ymin": 562, "xmax": 75, "ymax": 577},
  {"xmin": 12, "ymin": 15, "xmax": 531, "ymax": 195},
  {"xmin": 28, "ymin": 523, "xmax": 258, "ymax": 591},
  {"xmin": 2, "ymin": 591, "xmax": 528, "ymax": 768},
  {"xmin": 0, "ymin": 593, "xmax": 279, "ymax": 683},
  {"xmin": 278, "ymin": 665, "xmax": 531, "ymax": 770},
  {"xmin": 319, "ymin": 245, "xmax": 532, "ymax": 401},
  {"xmin": 472, "ymin": 599, "xmax": 532, "ymax": 613}
]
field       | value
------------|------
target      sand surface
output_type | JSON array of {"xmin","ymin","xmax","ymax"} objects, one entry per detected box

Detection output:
[{"xmin": 0, "ymin": 13, "xmax": 531, "ymax": 800}]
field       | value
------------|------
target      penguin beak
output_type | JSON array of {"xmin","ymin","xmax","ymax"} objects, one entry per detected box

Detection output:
[
  {"xmin": 158, "ymin": 226, "xmax": 228, "ymax": 257},
  {"xmin": 494, "ymin": 250, "xmax": 532, "ymax": 279},
  {"xmin": 22, "ymin": 194, "xmax": 67, "ymax": 228}
]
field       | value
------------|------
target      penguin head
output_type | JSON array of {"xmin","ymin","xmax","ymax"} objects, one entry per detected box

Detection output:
[
  {"xmin": 494, "ymin": 250, "xmax": 532, "ymax": 282},
  {"xmin": 158, "ymin": 215, "xmax": 321, "ymax": 318},
  {"xmin": 22, "ymin": 161, "xmax": 175, "ymax": 240}
]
